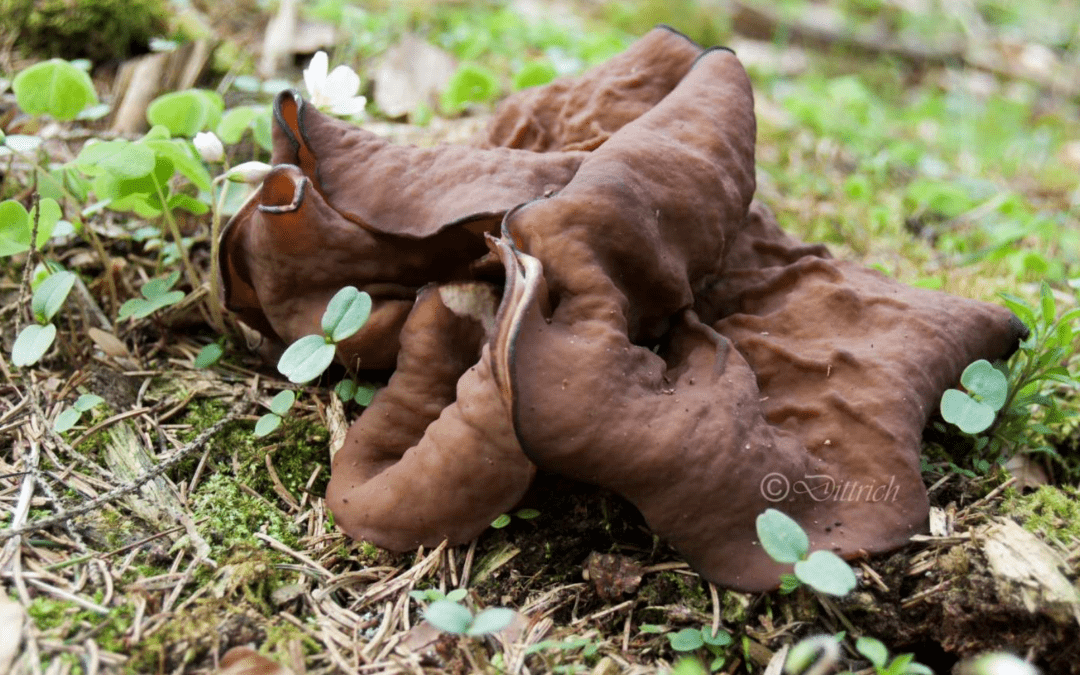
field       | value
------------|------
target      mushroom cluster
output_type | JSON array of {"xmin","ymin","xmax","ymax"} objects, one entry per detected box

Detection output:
[{"xmin": 219, "ymin": 27, "xmax": 1026, "ymax": 591}]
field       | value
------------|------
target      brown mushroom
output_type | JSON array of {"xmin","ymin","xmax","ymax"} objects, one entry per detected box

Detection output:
[
  {"xmin": 478, "ymin": 25, "xmax": 703, "ymax": 152},
  {"xmin": 219, "ymin": 30, "xmax": 1027, "ymax": 591},
  {"xmin": 325, "ymin": 281, "xmax": 534, "ymax": 550},
  {"xmin": 491, "ymin": 48, "xmax": 1025, "ymax": 590}
]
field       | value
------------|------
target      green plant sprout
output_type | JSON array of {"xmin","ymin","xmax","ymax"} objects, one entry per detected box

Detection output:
[
  {"xmin": 193, "ymin": 341, "xmax": 225, "ymax": 368},
  {"xmin": 490, "ymin": 508, "xmax": 540, "ymax": 529},
  {"xmin": 277, "ymin": 286, "xmax": 372, "ymax": 384},
  {"xmin": 254, "ymin": 390, "xmax": 296, "ymax": 438},
  {"xmin": 11, "ymin": 270, "xmax": 77, "ymax": 367},
  {"xmin": 940, "ymin": 282, "xmax": 1080, "ymax": 468},
  {"xmin": 756, "ymin": 508, "xmax": 857, "ymax": 596},
  {"xmin": 423, "ymin": 599, "xmax": 515, "ymax": 637},
  {"xmin": 117, "ymin": 270, "xmax": 185, "ymax": 321},
  {"xmin": 11, "ymin": 59, "xmax": 98, "ymax": 121},
  {"xmin": 667, "ymin": 626, "xmax": 733, "ymax": 672},
  {"xmin": 0, "ymin": 197, "xmax": 63, "ymax": 256},
  {"xmin": 854, "ymin": 636, "xmax": 933, "ymax": 675},
  {"xmin": 53, "ymin": 394, "xmax": 105, "ymax": 433},
  {"xmin": 409, "ymin": 587, "xmax": 468, "ymax": 604},
  {"xmin": 334, "ymin": 378, "xmax": 377, "ymax": 406}
]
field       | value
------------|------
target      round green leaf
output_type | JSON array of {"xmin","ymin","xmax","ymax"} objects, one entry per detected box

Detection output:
[
  {"xmin": 335, "ymin": 379, "xmax": 357, "ymax": 402},
  {"xmin": 270, "ymin": 389, "xmax": 296, "ymax": 416},
  {"xmin": 701, "ymin": 628, "xmax": 732, "ymax": 647},
  {"xmin": 491, "ymin": 514, "xmax": 511, "ymax": 529},
  {"xmin": 216, "ymin": 105, "xmax": 265, "ymax": 144},
  {"xmin": 779, "ymin": 573, "xmax": 801, "ymax": 594},
  {"xmin": 53, "ymin": 407, "xmax": 82, "ymax": 433},
  {"xmin": 794, "ymin": 550, "xmax": 857, "ymax": 596},
  {"xmin": 194, "ymin": 342, "xmax": 224, "ymax": 368},
  {"xmin": 959, "ymin": 360, "xmax": 1008, "ymax": 411},
  {"xmin": 0, "ymin": 199, "xmax": 30, "ymax": 256},
  {"xmin": 514, "ymin": 508, "xmax": 540, "ymax": 520},
  {"xmin": 940, "ymin": 389, "xmax": 996, "ymax": 434},
  {"xmin": 668, "ymin": 628, "xmax": 705, "ymax": 652},
  {"xmin": 146, "ymin": 89, "xmax": 224, "ymax": 137},
  {"xmin": 76, "ymin": 139, "xmax": 156, "ymax": 180},
  {"xmin": 73, "ymin": 393, "xmax": 105, "ymax": 412},
  {"xmin": 142, "ymin": 270, "xmax": 181, "ymax": 300},
  {"xmin": 321, "ymin": 286, "xmax": 372, "ymax": 342},
  {"xmin": 12, "ymin": 59, "xmax": 98, "ymax": 121},
  {"xmin": 254, "ymin": 413, "xmax": 282, "ymax": 437},
  {"xmin": 277, "ymin": 335, "xmax": 336, "ymax": 384},
  {"xmin": 445, "ymin": 588, "xmax": 468, "ymax": 603},
  {"xmin": 441, "ymin": 63, "xmax": 500, "ymax": 113},
  {"xmin": 513, "ymin": 60, "xmax": 557, "ymax": 90},
  {"xmin": 855, "ymin": 637, "xmax": 888, "ymax": 668},
  {"xmin": 424, "ymin": 600, "xmax": 473, "ymax": 635},
  {"xmin": 755, "ymin": 508, "xmax": 809, "ymax": 564},
  {"xmin": 32, "ymin": 270, "xmax": 76, "ymax": 323},
  {"xmin": 467, "ymin": 607, "xmax": 515, "ymax": 636},
  {"xmin": 354, "ymin": 384, "xmax": 376, "ymax": 407},
  {"xmin": 12, "ymin": 323, "xmax": 57, "ymax": 367}
]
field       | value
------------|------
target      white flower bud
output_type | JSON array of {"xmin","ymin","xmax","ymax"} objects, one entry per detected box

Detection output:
[
  {"xmin": 225, "ymin": 161, "xmax": 273, "ymax": 185},
  {"xmin": 193, "ymin": 131, "xmax": 224, "ymax": 163}
]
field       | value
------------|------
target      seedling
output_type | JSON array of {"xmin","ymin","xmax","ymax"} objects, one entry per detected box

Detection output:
[
  {"xmin": 277, "ymin": 286, "xmax": 372, "ymax": 384},
  {"xmin": 254, "ymin": 390, "xmax": 296, "ymax": 438},
  {"xmin": 490, "ymin": 508, "xmax": 540, "ymax": 529},
  {"xmin": 667, "ymin": 626, "xmax": 733, "ymax": 672},
  {"xmin": 11, "ymin": 270, "xmax": 77, "ymax": 367},
  {"xmin": 194, "ymin": 341, "xmax": 225, "ymax": 368},
  {"xmin": 334, "ymin": 379, "xmax": 377, "ymax": 406},
  {"xmin": 54, "ymin": 394, "xmax": 105, "ymax": 433},
  {"xmin": 409, "ymin": 588, "xmax": 468, "ymax": 604},
  {"xmin": 756, "ymin": 508, "xmax": 856, "ymax": 596},
  {"xmin": 855, "ymin": 636, "xmax": 933, "ymax": 675},
  {"xmin": 423, "ymin": 599, "xmax": 515, "ymax": 636},
  {"xmin": 117, "ymin": 270, "xmax": 185, "ymax": 321}
]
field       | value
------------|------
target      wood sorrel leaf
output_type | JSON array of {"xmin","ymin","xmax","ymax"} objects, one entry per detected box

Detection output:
[{"xmin": 755, "ymin": 508, "xmax": 809, "ymax": 564}]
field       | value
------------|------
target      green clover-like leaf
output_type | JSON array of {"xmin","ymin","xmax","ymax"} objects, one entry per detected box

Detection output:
[
  {"xmin": 254, "ymin": 413, "xmax": 282, "ymax": 437},
  {"xmin": 668, "ymin": 628, "xmax": 705, "ymax": 652},
  {"xmin": 321, "ymin": 286, "xmax": 372, "ymax": 343},
  {"xmin": 467, "ymin": 607, "xmax": 515, "ymax": 636},
  {"xmin": 270, "ymin": 390, "xmax": 296, "ymax": 416},
  {"xmin": 146, "ymin": 89, "xmax": 224, "ymax": 137},
  {"xmin": 855, "ymin": 636, "xmax": 889, "ymax": 669},
  {"xmin": 12, "ymin": 323, "xmax": 57, "ymax": 367},
  {"xmin": 793, "ymin": 550, "xmax": 857, "ymax": 596},
  {"xmin": 32, "ymin": 270, "xmax": 76, "ymax": 323},
  {"xmin": 194, "ymin": 342, "xmax": 225, "ymax": 368},
  {"xmin": 53, "ymin": 407, "xmax": 83, "ymax": 433},
  {"xmin": 424, "ymin": 600, "xmax": 473, "ymax": 635},
  {"xmin": 756, "ymin": 508, "xmax": 809, "ymax": 564},
  {"xmin": 277, "ymin": 335, "xmax": 336, "ymax": 384},
  {"xmin": 73, "ymin": 394, "xmax": 105, "ymax": 412},
  {"xmin": 940, "ymin": 389, "xmax": 996, "ymax": 434},
  {"xmin": 13, "ymin": 59, "xmax": 98, "ymax": 121},
  {"xmin": 959, "ymin": 360, "xmax": 1007, "ymax": 411}
]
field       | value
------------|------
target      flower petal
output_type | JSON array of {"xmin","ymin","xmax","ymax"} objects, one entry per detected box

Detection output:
[
  {"xmin": 324, "ymin": 65, "xmax": 362, "ymax": 101},
  {"xmin": 330, "ymin": 96, "xmax": 368, "ymax": 117},
  {"xmin": 303, "ymin": 51, "xmax": 329, "ymax": 100}
]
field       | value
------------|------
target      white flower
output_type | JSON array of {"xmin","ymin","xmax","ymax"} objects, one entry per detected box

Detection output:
[
  {"xmin": 303, "ymin": 51, "xmax": 367, "ymax": 117},
  {"xmin": 193, "ymin": 131, "xmax": 224, "ymax": 163},
  {"xmin": 225, "ymin": 161, "xmax": 273, "ymax": 185}
]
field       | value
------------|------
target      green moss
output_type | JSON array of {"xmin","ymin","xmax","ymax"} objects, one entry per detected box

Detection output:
[
  {"xmin": 1003, "ymin": 485, "xmax": 1080, "ymax": 542},
  {"xmin": 0, "ymin": 0, "xmax": 169, "ymax": 63},
  {"xmin": 191, "ymin": 473, "xmax": 300, "ymax": 551},
  {"xmin": 26, "ymin": 597, "xmax": 134, "ymax": 653}
]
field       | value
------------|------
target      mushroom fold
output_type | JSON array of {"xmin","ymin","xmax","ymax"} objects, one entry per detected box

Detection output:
[{"xmin": 219, "ymin": 28, "xmax": 1027, "ymax": 591}]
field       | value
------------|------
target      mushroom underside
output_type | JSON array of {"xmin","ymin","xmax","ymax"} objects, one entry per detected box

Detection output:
[{"xmin": 219, "ymin": 28, "xmax": 1026, "ymax": 591}]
